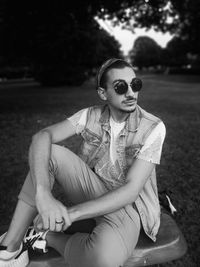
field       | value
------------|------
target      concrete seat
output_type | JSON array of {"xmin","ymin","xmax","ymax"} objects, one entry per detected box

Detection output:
[
  {"xmin": 28, "ymin": 212, "xmax": 187, "ymax": 267},
  {"xmin": 124, "ymin": 213, "xmax": 187, "ymax": 266}
]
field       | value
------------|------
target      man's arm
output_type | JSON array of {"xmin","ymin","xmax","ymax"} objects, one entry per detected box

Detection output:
[
  {"xmin": 29, "ymin": 119, "xmax": 76, "ymax": 231},
  {"xmin": 29, "ymin": 119, "xmax": 76, "ymax": 188},
  {"xmin": 68, "ymin": 159, "xmax": 155, "ymax": 222}
]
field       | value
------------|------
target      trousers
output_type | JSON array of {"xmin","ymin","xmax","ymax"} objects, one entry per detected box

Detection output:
[{"xmin": 18, "ymin": 144, "xmax": 140, "ymax": 267}]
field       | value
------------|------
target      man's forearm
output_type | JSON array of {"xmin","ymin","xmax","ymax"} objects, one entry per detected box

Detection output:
[
  {"xmin": 68, "ymin": 182, "xmax": 137, "ymax": 222},
  {"xmin": 29, "ymin": 130, "xmax": 52, "ymax": 193}
]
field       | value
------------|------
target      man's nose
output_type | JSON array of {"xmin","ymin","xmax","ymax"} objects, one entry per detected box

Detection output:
[{"xmin": 125, "ymin": 85, "xmax": 136, "ymax": 98}]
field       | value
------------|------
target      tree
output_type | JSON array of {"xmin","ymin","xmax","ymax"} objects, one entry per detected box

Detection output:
[
  {"xmin": 1, "ymin": 1, "xmax": 199, "ymax": 53},
  {"xmin": 163, "ymin": 37, "xmax": 188, "ymax": 67},
  {"xmin": 0, "ymin": 0, "xmax": 199, "ymax": 83},
  {"xmin": 129, "ymin": 36, "xmax": 162, "ymax": 69},
  {"xmin": 0, "ymin": 1, "xmax": 122, "ymax": 85},
  {"xmin": 104, "ymin": 0, "xmax": 200, "ymax": 57}
]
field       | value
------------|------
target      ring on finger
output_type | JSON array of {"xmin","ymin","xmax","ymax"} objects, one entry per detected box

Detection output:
[{"xmin": 55, "ymin": 220, "xmax": 64, "ymax": 224}]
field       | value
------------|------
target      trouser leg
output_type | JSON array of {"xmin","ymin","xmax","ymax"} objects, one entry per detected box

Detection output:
[
  {"xmin": 18, "ymin": 144, "xmax": 140, "ymax": 267},
  {"xmin": 0, "ymin": 200, "xmax": 37, "ymax": 250},
  {"xmin": 65, "ymin": 207, "xmax": 140, "ymax": 267},
  {"xmin": 18, "ymin": 144, "xmax": 108, "ymax": 207}
]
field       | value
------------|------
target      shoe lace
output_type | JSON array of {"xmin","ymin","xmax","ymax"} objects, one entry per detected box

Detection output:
[{"xmin": 24, "ymin": 235, "xmax": 40, "ymax": 250}]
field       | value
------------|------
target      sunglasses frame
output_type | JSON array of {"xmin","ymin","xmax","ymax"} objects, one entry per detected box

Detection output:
[{"xmin": 114, "ymin": 77, "xmax": 142, "ymax": 95}]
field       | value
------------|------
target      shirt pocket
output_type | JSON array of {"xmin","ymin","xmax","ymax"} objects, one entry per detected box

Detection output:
[{"xmin": 80, "ymin": 129, "xmax": 102, "ymax": 160}]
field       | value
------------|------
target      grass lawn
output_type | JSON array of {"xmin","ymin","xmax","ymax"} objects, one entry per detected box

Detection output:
[{"xmin": 0, "ymin": 74, "xmax": 200, "ymax": 266}]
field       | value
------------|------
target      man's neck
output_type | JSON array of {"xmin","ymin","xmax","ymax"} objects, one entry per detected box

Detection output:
[{"xmin": 109, "ymin": 106, "xmax": 136, "ymax": 123}]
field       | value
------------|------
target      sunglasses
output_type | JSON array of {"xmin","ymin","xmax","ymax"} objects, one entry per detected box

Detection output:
[{"xmin": 113, "ymin": 77, "xmax": 142, "ymax": 95}]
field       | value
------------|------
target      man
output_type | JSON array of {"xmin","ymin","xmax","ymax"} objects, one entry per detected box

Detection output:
[{"xmin": 0, "ymin": 58, "xmax": 166, "ymax": 267}]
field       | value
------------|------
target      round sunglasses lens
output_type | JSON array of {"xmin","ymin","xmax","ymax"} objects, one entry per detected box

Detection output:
[
  {"xmin": 131, "ymin": 78, "xmax": 142, "ymax": 92},
  {"xmin": 114, "ymin": 81, "xmax": 128, "ymax": 95}
]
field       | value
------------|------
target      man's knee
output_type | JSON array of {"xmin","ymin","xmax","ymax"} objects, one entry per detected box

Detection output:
[
  {"xmin": 51, "ymin": 144, "xmax": 69, "ymax": 162},
  {"xmin": 51, "ymin": 144, "xmax": 77, "ymax": 167},
  {"xmin": 50, "ymin": 144, "xmax": 72, "ymax": 171}
]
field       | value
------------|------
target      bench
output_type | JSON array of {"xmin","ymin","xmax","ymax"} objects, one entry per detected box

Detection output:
[{"xmin": 27, "ymin": 212, "xmax": 187, "ymax": 266}]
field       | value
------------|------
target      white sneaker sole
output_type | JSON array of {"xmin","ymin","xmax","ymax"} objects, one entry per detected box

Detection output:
[{"xmin": 0, "ymin": 249, "xmax": 29, "ymax": 267}]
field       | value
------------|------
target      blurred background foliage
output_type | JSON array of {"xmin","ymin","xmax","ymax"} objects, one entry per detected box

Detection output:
[{"xmin": 0, "ymin": 0, "xmax": 200, "ymax": 83}]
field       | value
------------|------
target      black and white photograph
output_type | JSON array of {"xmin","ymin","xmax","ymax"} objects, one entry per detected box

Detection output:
[{"xmin": 0, "ymin": 1, "xmax": 199, "ymax": 267}]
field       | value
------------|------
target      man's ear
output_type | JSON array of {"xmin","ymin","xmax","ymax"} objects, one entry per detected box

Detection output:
[{"xmin": 97, "ymin": 87, "xmax": 107, "ymax": 101}]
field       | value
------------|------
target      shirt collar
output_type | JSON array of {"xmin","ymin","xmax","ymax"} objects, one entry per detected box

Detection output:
[
  {"xmin": 127, "ymin": 105, "xmax": 141, "ymax": 132},
  {"xmin": 100, "ymin": 104, "xmax": 141, "ymax": 132}
]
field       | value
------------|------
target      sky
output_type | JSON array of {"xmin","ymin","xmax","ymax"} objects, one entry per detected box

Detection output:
[{"xmin": 97, "ymin": 19, "xmax": 173, "ymax": 56}]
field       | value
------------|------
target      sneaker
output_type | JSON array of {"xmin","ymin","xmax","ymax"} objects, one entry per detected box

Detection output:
[
  {"xmin": 0, "ymin": 232, "xmax": 29, "ymax": 267},
  {"xmin": 24, "ymin": 227, "xmax": 49, "ymax": 254}
]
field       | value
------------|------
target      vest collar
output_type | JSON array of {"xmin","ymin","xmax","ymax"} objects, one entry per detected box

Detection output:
[{"xmin": 100, "ymin": 104, "xmax": 141, "ymax": 133}]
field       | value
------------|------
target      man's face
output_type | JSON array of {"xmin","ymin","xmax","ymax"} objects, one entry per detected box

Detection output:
[{"xmin": 104, "ymin": 67, "xmax": 138, "ymax": 114}]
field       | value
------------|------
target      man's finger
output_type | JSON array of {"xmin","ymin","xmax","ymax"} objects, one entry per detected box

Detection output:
[
  {"xmin": 34, "ymin": 215, "xmax": 43, "ymax": 231},
  {"xmin": 36, "ymin": 222, "xmax": 43, "ymax": 230},
  {"xmin": 33, "ymin": 214, "xmax": 40, "ymax": 225},
  {"xmin": 62, "ymin": 208, "xmax": 72, "ymax": 230},
  {"xmin": 55, "ymin": 215, "xmax": 64, "ymax": 232},
  {"xmin": 49, "ymin": 213, "xmax": 56, "ymax": 231},
  {"xmin": 42, "ymin": 215, "xmax": 49, "ymax": 230}
]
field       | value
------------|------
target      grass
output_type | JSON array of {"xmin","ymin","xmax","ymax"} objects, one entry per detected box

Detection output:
[{"xmin": 0, "ymin": 74, "xmax": 200, "ymax": 266}]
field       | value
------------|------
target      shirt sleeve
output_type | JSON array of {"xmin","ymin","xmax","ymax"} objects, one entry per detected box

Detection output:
[
  {"xmin": 67, "ymin": 108, "xmax": 88, "ymax": 135},
  {"xmin": 136, "ymin": 122, "xmax": 166, "ymax": 164}
]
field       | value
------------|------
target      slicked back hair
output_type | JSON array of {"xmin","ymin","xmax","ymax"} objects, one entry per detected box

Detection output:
[{"xmin": 97, "ymin": 59, "xmax": 134, "ymax": 90}]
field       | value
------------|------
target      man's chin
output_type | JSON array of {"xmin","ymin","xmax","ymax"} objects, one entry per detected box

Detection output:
[{"xmin": 120, "ymin": 106, "xmax": 136, "ymax": 114}]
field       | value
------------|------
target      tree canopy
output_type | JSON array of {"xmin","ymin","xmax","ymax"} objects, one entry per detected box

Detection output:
[
  {"xmin": 0, "ymin": 0, "xmax": 199, "ymax": 83},
  {"xmin": 100, "ymin": 0, "xmax": 200, "ymax": 56},
  {"xmin": 129, "ymin": 36, "xmax": 162, "ymax": 68},
  {"xmin": 1, "ymin": 0, "xmax": 199, "ymax": 55}
]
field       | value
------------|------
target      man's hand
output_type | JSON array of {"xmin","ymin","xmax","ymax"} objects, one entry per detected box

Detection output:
[{"xmin": 35, "ymin": 190, "xmax": 72, "ymax": 232}]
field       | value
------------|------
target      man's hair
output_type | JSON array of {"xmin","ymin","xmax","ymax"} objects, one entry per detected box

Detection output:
[{"xmin": 96, "ymin": 58, "xmax": 134, "ymax": 90}]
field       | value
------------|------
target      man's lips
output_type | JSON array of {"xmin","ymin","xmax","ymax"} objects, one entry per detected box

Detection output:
[{"xmin": 122, "ymin": 99, "xmax": 137, "ymax": 104}]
